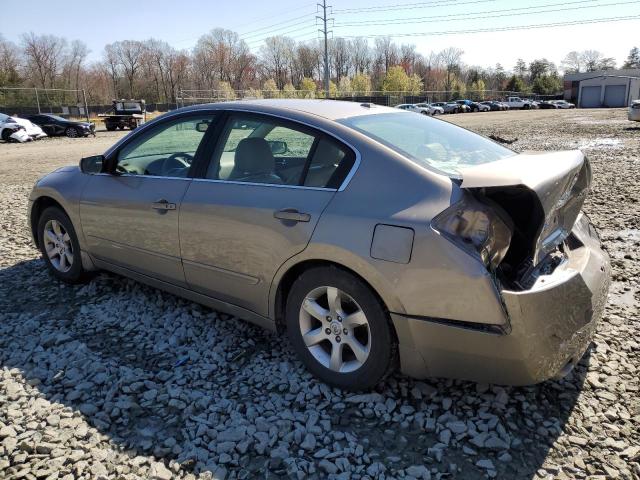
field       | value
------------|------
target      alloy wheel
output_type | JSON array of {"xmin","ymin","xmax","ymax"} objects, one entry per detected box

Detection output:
[
  {"xmin": 43, "ymin": 219, "xmax": 74, "ymax": 272},
  {"xmin": 299, "ymin": 286, "xmax": 371, "ymax": 373},
  {"xmin": 66, "ymin": 127, "xmax": 78, "ymax": 138}
]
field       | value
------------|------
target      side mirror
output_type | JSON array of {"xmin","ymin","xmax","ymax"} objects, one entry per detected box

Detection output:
[
  {"xmin": 80, "ymin": 155, "xmax": 104, "ymax": 174},
  {"xmin": 268, "ymin": 140, "xmax": 288, "ymax": 155}
]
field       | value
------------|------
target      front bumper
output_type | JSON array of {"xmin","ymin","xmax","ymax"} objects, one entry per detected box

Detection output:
[{"xmin": 392, "ymin": 214, "xmax": 610, "ymax": 385}]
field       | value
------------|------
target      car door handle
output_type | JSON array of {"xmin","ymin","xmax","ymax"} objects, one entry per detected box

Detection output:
[
  {"xmin": 274, "ymin": 208, "xmax": 311, "ymax": 223},
  {"xmin": 151, "ymin": 199, "xmax": 176, "ymax": 211}
]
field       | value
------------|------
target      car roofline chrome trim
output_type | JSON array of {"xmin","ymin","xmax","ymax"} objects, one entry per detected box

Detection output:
[{"xmin": 101, "ymin": 105, "xmax": 362, "ymax": 192}]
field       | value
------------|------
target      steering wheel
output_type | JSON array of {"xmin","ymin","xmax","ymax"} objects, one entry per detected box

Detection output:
[{"xmin": 161, "ymin": 152, "xmax": 193, "ymax": 176}]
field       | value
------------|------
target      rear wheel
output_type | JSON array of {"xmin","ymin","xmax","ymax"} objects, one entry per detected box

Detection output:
[
  {"xmin": 286, "ymin": 266, "xmax": 396, "ymax": 390},
  {"xmin": 37, "ymin": 207, "xmax": 89, "ymax": 284},
  {"xmin": 105, "ymin": 123, "xmax": 117, "ymax": 131}
]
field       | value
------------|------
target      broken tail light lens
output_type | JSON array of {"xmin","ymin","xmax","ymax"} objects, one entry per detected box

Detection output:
[{"xmin": 431, "ymin": 195, "xmax": 513, "ymax": 270}]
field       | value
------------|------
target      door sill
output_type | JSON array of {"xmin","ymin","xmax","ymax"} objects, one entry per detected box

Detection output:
[{"xmin": 91, "ymin": 257, "xmax": 276, "ymax": 332}]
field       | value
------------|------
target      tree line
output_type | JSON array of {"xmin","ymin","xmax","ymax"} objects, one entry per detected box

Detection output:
[{"xmin": 1, "ymin": 30, "xmax": 639, "ymax": 105}]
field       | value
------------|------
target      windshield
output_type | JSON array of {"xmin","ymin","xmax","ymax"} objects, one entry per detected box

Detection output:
[
  {"xmin": 338, "ymin": 112, "xmax": 515, "ymax": 177},
  {"xmin": 0, "ymin": 113, "xmax": 10, "ymax": 122}
]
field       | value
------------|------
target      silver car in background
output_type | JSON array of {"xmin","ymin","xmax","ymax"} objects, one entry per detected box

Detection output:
[
  {"xmin": 28, "ymin": 100, "xmax": 610, "ymax": 390},
  {"xmin": 629, "ymin": 100, "xmax": 640, "ymax": 122}
]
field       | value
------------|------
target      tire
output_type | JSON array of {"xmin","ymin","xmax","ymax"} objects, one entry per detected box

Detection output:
[
  {"xmin": 1, "ymin": 129, "xmax": 11, "ymax": 141},
  {"xmin": 286, "ymin": 266, "xmax": 396, "ymax": 390},
  {"xmin": 523, "ymin": 104, "xmax": 530, "ymax": 110},
  {"xmin": 65, "ymin": 127, "xmax": 79, "ymax": 138},
  {"xmin": 37, "ymin": 207, "xmax": 89, "ymax": 284},
  {"xmin": 473, "ymin": 107, "xmax": 479, "ymax": 112},
  {"xmin": 106, "ymin": 124, "xmax": 117, "ymax": 131},
  {"xmin": 118, "ymin": 125, "xmax": 124, "ymax": 130}
]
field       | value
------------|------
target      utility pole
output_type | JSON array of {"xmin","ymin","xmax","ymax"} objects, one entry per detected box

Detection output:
[{"xmin": 317, "ymin": 0, "xmax": 332, "ymax": 98}]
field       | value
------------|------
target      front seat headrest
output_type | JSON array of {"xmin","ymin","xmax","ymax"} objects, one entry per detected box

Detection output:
[{"xmin": 234, "ymin": 137, "xmax": 274, "ymax": 175}]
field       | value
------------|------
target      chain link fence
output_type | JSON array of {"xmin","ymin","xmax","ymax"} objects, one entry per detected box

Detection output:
[{"xmin": 1, "ymin": 86, "xmax": 563, "ymax": 118}]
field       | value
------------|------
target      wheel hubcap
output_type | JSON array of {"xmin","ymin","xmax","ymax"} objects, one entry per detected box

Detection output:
[
  {"xmin": 299, "ymin": 286, "xmax": 371, "ymax": 373},
  {"xmin": 43, "ymin": 220, "xmax": 73, "ymax": 272}
]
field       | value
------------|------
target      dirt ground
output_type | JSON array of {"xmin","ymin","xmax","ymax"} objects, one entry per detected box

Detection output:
[{"xmin": 0, "ymin": 108, "xmax": 638, "ymax": 480}]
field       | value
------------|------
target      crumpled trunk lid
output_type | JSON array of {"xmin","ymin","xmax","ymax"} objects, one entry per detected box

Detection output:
[{"xmin": 459, "ymin": 150, "xmax": 591, "ymax": 266}]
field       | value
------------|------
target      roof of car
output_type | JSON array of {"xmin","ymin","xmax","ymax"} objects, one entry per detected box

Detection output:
[{"xmin": 185, "ymin": 99, "xmax": 399, "ymax": 121}]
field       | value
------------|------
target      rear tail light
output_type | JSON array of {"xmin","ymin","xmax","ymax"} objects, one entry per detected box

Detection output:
[{"xmin": 431, "ymin": 194, "xmax": 513, "ymax": 270}]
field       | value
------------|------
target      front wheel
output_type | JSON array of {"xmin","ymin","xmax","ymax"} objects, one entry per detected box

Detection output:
[
  {"xmin": 286, "ymin": 266, "xmax": 396, "ymax": 390},
  {"xmin": 65, "ymin": 127, "xmax": 79, "ymax": 138},
  {"xmin": 37, "ymin": 207, "xmax": 89, "ymax": 284}
]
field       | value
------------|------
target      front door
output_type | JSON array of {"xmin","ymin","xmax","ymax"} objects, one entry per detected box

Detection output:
[
  {"xmin": 80, "ymin": 113, "xmax": 217, "ymax": 286},
  {"xmin": 179, "ymin": 112, "xmax": 355, "ymax": 315}
]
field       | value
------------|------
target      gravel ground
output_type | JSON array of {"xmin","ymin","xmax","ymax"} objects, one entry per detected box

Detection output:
[{"xmin": 0, "ymin": 110, "xmax": 638, "ymax": 480}]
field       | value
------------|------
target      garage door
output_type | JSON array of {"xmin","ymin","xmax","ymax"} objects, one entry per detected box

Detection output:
[
  {"xmin": 603, "ymin": 85, "xmax": 627, "ymax": 107},
  {"xmin": 580, "ymin": 86, "xmax": 601, "ymax": 108}
]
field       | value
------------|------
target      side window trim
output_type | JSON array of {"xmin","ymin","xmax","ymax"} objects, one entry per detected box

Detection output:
[{"xmin": 106, "ymin": 111, "xmax": 219, "ymax": 178}]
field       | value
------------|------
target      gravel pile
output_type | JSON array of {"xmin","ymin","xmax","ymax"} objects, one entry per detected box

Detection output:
[{"xmin": 1, "ymin": 110, "xmax": 638, "ymax": 479}]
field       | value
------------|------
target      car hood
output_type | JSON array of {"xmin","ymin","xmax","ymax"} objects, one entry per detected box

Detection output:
[{"xmin": 459, "ymin": 150, "xmax": 590, "ymax": 265}]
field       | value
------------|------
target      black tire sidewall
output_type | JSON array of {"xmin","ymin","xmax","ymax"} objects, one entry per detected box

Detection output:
[
  {"xmin": 37, "ymin": 207, "xmax": 85, "ymax": 283},
  {"xmin": 285, "ymin": 266, "xmax": 394, "ymax": 391}
]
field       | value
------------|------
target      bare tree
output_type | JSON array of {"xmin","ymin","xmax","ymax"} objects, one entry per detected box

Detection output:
[
  {"xmin": 260, "ymin": 36, "xmax": 295, "ymax": 89},
  {"xmin": 113, "ymin": 40, "xmax": 144, "ymax": 97},
  {"xmin": 330, "ymin": 38, "xmax": 350, "ymax": 82},
  {"xmin": 103, "ymin": 44, "xmax": 121, "ymax": 98},
  {"xmin": 561, "ymin": 51, "xmax": 582, "ymax": 74},
  {"xmin": 351, "ymin": 37, "xmax": 370, "ymax": 75},
  {"xmin": 21, "ymin": 32, "xmax": 67, "ymax": 88},
  {"xmin": 0, "ymin": 35, "xmax": 21, "ymax": 85},
  {"xmin": 439, "ymin": 47, "xmax": 464, "ymax": 91},
  {"xmin": 374, "ymin": 37, "xmax": 399, "ymax": 74}
]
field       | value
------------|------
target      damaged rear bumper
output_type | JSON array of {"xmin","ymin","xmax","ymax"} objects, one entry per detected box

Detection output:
[{"xmin": 392, "ymin": 213, "xmax": 610, "ymax": 385}]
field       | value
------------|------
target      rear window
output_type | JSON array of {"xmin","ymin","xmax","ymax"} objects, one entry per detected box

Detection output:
[{"xmin": 338, "ymin": 112, "xmax": 515, "ymax": 177}]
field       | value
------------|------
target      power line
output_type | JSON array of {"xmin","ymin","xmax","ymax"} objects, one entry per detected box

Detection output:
[
  {"xmin": 229, "ymin": 2, "xmax": 316, "ymax": 29},
  {"xmin": 242, "ymin": 20, "xmax": 318, "ymax": 42},
  {"xmin": 334, "ymin": 0, "xmax": 638, "ymax": 27},
  {"xmin": 238, "ymin": 12, "xmax": 316, "ymax": 38},
  {"xmin": 334, "ymin": 0, "xmax": 605, "ymax": 25},
  {"xmin": 334, "ymin": 0, "xmax": 495, "ymax": 14},
  {"xmin": 338, "ymin": 14, "xmax": 640, "ymax": 38}
]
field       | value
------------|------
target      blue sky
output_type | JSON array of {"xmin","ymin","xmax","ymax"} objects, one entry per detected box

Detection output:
[{"xmin": 2, "ymin": 0, "xmax": 639, "ymax": 70}]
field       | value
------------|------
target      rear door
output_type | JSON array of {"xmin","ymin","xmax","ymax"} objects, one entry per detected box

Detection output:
[
  {"xmin": 179, "ymin": 112, "xmax": 356, "ymax": 315},
  {"xmin": 80, "ymin": 113, "xmax": 217, "ymax": 286}
]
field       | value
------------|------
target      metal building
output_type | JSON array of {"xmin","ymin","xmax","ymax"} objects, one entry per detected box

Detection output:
[{"xmin": 564, "ymin": 69, "xmax": 640, "ymax": 108}]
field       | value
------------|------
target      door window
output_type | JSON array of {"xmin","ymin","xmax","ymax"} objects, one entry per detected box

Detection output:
[
  {"xmin": 117, "ymin": 115, "xmax": 215, "ymax": 178},
  {"xmin": 207, "ymin": 114, "xmax": 354, "ymax": 188}
]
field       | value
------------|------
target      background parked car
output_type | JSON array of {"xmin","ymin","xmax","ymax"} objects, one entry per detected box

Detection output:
[
  {"xmin": 506, "ymin": 96, "xmax": 536, "ymax": 110},
  {"xmin": 456, "ymin": 99, "xmax": 489, "ymax": 112},
  {"xmin": 550, "ymin": 100, "xmax": 576, "ymax": 109},
  {"xmin": 395, "ymin": 104, "xmax": 430, "ymax": 115},
  {"xmin": 481, "ymin": 101, "xmax": 506, "ymax": 111},
  {"xmin": 431, "ymin": 102, "xmax": 460, "ymax": 114},
  {"xmin": 25, "ymin": 114, "xmax": 95, "ymax": 138},
  {"xmin": 538, "ymin": 101, "xmax": 560, "ymax": 109},
  {"xmin": 415, "ymin": 102, "xmax": 444, "ymax": 115},
  {"xmin": 0, "ymin": 113, "xmax": 47, "ymax": 142},
  {"xmin": 629, "ymin": 100, "xmax": 640, "ymax": 122}
]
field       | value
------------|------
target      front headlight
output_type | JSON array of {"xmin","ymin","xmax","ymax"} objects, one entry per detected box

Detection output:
[{"xmin": 431, "ymin": 194, "xmax": 513, "ymax": 270}]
